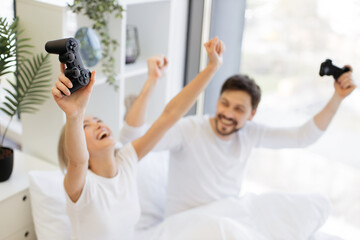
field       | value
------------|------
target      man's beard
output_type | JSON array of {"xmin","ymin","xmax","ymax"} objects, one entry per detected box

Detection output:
[{"xmin": 214, "ymin": 114, "xmax": 241, "ymax": 136}]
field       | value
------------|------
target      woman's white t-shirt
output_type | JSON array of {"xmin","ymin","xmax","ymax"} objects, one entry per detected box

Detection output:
[{"xmin": 65, "ymin": 143, "xmax": 140, "ymax": 240}]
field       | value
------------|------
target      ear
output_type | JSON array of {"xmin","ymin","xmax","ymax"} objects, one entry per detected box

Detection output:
[{"xmin": 248, "ymin": 109, "xmax": 257, "ymax": 121}]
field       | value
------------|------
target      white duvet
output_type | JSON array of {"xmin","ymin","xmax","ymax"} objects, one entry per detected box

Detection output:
[
  {"xmin": 135, "ymin": 193, "xmax": 341, "ymax": 240},
  {"xmin": 29, "ymin": 161, "xmax": 343, "ymax": 240}
]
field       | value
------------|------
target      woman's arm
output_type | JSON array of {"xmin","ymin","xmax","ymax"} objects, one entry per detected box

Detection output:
[
  {"xmin": 124, "ymin": 56, "xmax": 167, "ymax": 127},
  {"xmin": 51, "ymin": 64, "xmax": 96, "ymax": 202},
  {"xmin": 132, "ymin": 37, "xmax": 225, "ymax": 159}
]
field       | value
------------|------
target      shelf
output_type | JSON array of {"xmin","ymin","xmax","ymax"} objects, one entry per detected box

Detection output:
[
  {"xmin": 124, "ymin": 58, "xmax": 148, "ymax": 79},
  {"xmin": 122, "ymin": 0, "xmax": 169, "ymax": 6},
  {"xmin": 93, "ymin": 59, "xmax": 148, "ymax": 85},
  {"xmin": 30, "ymin": 0, "xmax": 70, "ymax": 7},
  {"xmin": 93, "ymin": 72, "xmax": 108, "ymax": 86},
  {"xmin": 93, "ymin": 72, "xmax": 122, "ymax": 87}
]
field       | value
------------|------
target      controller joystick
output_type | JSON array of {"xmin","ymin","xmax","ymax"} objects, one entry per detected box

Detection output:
[
  {"xmin": 319, "ymin": 59, "xmax": 350, "ymax": 81},
  {"xmin": 45, "ymin": 38, "xmax": 91, "ymax": 93},
  {"xmin": 59, "ymin": 52, "xmax": 75, "ymax": 63}
]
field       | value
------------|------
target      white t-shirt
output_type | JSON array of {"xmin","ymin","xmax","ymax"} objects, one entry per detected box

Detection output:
[
  {"xmin": 151, "ymin": 115, "xmax": 324, "ymax": 216},
  {"xmin": 65, "ymin": 143, "xmax": 140, "ymax": 240}
]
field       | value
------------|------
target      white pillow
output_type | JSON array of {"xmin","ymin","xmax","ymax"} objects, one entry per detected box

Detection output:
[
  {"xmin": 28, "ymin": 170, "xmax": 70, "ymax": 240},
  {"xmin": 136, "ymin": 151, "xmax": 169, "ymax": 230}
]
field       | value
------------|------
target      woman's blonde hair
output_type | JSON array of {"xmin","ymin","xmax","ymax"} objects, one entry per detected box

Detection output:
[{"xmin": 58, "ymin": 125, "xmax": 68, "ymax": 174}]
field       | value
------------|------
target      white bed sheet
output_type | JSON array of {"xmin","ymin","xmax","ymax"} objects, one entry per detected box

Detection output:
[
  {"xmin": 135, "ymin": 226, "xmax": 342, "ymax": 240},
  {"xmin": 135, "ymin": 194, "xmax": 343, "ymax": 240},
  {"xmin": 28, "ymin": 161, "xmax": 344, "ymax": 240}
]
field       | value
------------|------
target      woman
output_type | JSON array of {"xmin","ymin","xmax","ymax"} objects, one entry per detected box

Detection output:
[{"xmin": 52, "ymin": 37, "xmax": 225, "ymax": 240}]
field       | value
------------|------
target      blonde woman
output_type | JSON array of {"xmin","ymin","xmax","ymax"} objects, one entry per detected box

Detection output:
[{"xmin": 52, "ymin": 37, "xmax": 225, "ymax": 240}]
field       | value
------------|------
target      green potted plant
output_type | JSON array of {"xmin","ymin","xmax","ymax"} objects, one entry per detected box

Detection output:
[
  {"xmin": 0, "ymin": 17, "xmax": 52, "ymax": 182},
  {"xmin": 68, "ymin": 0, "xmax": 124, "ymax": 89}
]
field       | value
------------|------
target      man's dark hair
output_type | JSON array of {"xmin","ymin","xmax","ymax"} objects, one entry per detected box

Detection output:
[{"xmin": 220, "ymin": 74, "xmax": 261, "ymax": 110}]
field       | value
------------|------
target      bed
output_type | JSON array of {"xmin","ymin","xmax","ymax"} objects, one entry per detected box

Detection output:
[{"xmin": 28, "ymin": 151, "xmax": 342, "ymax": 240}]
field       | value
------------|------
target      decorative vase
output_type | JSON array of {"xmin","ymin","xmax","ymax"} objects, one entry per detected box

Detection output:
[
  {"xmin": 0, "ymin": 147, "xmax": 14, "ymax": 182},
  {"xmin": 126, "ymin": 25, "xmax": 140, "ymax": 64}
]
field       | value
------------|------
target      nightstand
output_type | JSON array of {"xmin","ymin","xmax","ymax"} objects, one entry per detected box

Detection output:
[{"xmin": 0, "ymin": 150, "xmax": 58, "ymax": 240}]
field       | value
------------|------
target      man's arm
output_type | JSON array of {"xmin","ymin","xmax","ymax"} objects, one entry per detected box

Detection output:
[
  {"xmin": 132, "ymin": 37, "xmax": 225, "ymax": 160},
  {"xmin": 314, "ymin": 66, "xmax": 356, "ymax": 130},
  {"xmin": 256, "ymin": 66, "xmax": 356, "ymax": 149}
]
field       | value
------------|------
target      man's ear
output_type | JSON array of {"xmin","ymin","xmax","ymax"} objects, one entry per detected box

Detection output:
[{"xmin": 248, "ymin": 109, "xmax": 257, "ymax": 121}]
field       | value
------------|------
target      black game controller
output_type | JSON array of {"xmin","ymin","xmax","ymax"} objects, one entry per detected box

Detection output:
[
  {"xmin": 319, "ymin": 59, "xmax": 350, "ymax": 81},
  {"xmin": 45, "ymin": 38, "xmax": 91, "ymax": 94}
]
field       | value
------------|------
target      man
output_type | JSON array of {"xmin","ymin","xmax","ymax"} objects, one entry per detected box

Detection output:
[{"xmin": 122, "ymin": 63, "xmax": 355, "ymax": 217}]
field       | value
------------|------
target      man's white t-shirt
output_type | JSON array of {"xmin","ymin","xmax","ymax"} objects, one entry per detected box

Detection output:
[
  {"xmin": 65, "ymin": 143, "xmax": 140, "ymax": 240},
  {"xmin": 147, "ymin": 115, "xmax": 324, "ymax": 216}
]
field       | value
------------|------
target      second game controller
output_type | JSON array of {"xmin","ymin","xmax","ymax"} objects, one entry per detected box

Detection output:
[
  {"xmin": 45, "ymin": 38, "xmax": 91, "ymax": 93},
  {"xmin": 319, "ymin": 59, "xmax": 350, "ymax": 81}
]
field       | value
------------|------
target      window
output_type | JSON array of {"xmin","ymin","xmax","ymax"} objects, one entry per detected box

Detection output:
[{"xmin": 241, "ymin": 0, "xmax": 360, "ymax": 238}]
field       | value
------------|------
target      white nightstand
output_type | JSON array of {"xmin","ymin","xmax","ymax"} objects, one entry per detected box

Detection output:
[{"xmin": 0, "ymin": 150, "xmax": 58, "ymax": 240}]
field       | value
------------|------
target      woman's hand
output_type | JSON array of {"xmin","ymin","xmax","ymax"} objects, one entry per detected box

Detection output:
[{"xmin": 51, "ymin": 63, "xmax": 96, "ymax": 118}]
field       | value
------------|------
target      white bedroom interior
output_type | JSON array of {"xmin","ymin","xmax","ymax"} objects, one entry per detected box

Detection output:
[{"xmin": 0, "ymin": 0, "xmax": 359, "ymax": 239}]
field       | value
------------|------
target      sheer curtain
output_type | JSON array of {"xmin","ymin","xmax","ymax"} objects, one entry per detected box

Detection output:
[{"xmin": 241, "ymin": 0, "xmax": 360, "ymax": 238}]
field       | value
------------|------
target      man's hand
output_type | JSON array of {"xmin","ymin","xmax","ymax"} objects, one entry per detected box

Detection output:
[
  {"xmin": 204, "ymin": 37, "xmax": 225, "ymax": 70},
  {"xmin": 147, "ymin": 55, "xmax": 168, "ymax": 83},
  {"xmin": 335, "ymin": 65, "xmax": 356, "ymax": 99},
  {"xmin": 51, "ymin": 63, "xmax": 95, "ymax": 118}
]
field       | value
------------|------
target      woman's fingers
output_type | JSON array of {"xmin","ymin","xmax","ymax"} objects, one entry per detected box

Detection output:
[
  {"xmin": 84, "ymin": 70, "xmax": 96, "ymax": 92},
  {"xmin": 56, "ymin": 80, "xmax": 71, "ymax": 96},
  {"xmin": 52, "ymin": 86, "xmax": 63, "ymax": 99},
  {"xmin": 58, "ymin": 73, "xmax": 73, "ymax": 89}
]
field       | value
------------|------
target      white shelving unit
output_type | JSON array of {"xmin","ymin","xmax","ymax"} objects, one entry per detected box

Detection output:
[
  {"xmin": 16, "ymin": 0, "xmax": 188, "ymax": 165},
  {"xmin": 124, "ymin": 58, "xmax": 148, "ymax": 79}
]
